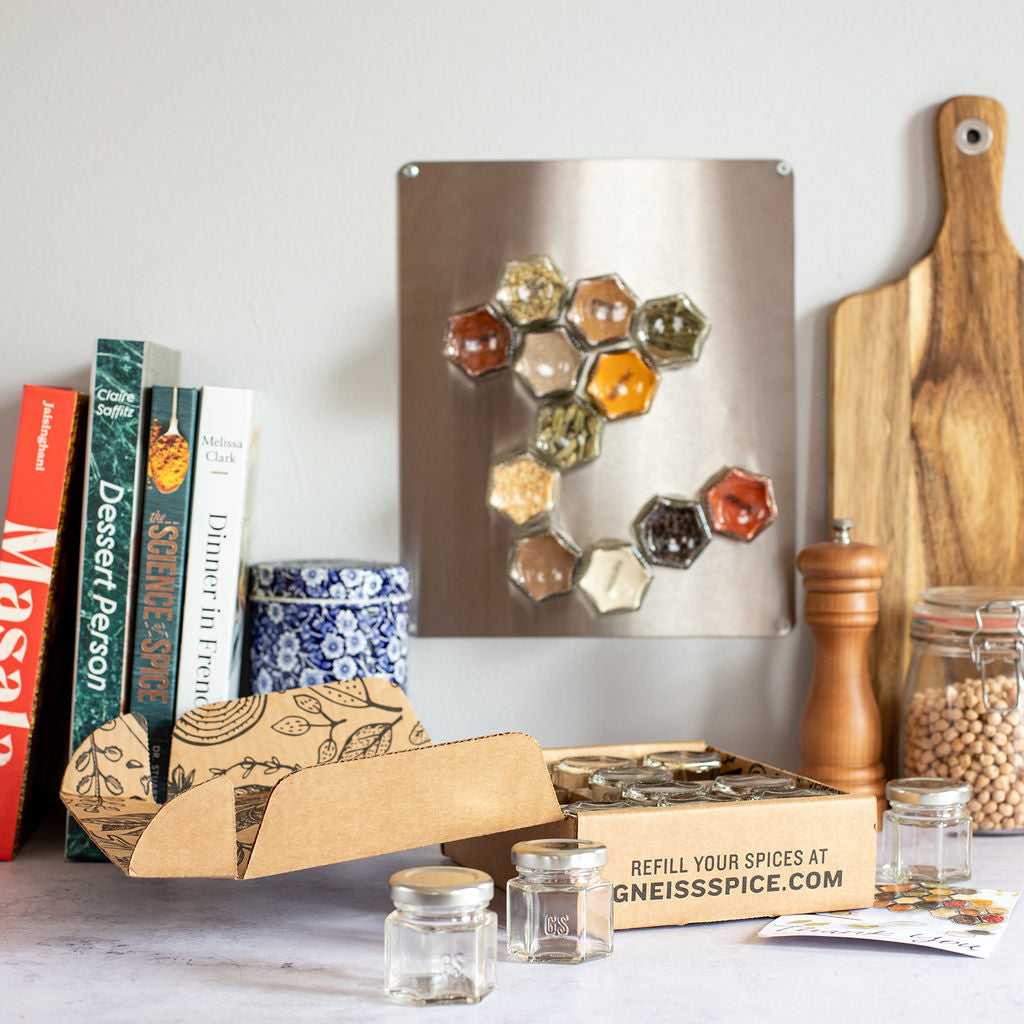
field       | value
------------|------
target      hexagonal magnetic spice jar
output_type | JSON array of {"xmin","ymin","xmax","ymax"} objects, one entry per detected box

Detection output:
[
  {"xmin": 509, "ymin": 529, "xmax": 580, "ymax": 602},
  {"xmin": 577, "ymin": 542, "xmax": 653, "ymax": 614},
  {"xmin": 703, "ymin": 467, "xmax": 778, "ymax": 541},
  {"xmin": 633, "ymin": 293, "xmax": 711, "ymax": 366},
  {"xmin": 634, "ymin": 496, "xmax": 712, "ymax": 569},
  {"xmin": 566, "ymin": 273, "xmax": 638, "ymax": 346},
  {"xmin": 532, "ymin": 397, "xmax": 603, "ymax": 471},
  {"xmin": 443, "ymin": 304, "xmax": 514, "ymax": 378},
  {"xmin": 487, "ymin": 452, "xmax": 559, "ymax": 526},
  {"xmin": 513, "ymin": 327, "xmax": 585, "ymax": 398},
  {"xmin": 495, "ymin": 255, "xmax": 567, "ymax": 326},
  {"xmin": 585, "ymin": 348, "xmax": 660, "ymax": 420}
]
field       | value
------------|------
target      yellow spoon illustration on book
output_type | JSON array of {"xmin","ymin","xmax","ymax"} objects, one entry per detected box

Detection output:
[{"xmin": 148, "ymin": 386, "xmax": 190, "ymax": 493}]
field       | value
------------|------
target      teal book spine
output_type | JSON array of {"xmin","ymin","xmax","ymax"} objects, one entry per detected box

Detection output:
[
  {"xmin": 66, "ymin": 339, "xmax": 179, "ymax": 860},
  {"xmin": 127, "ymin": 387, "xmax": 198, "ymax": 805}
]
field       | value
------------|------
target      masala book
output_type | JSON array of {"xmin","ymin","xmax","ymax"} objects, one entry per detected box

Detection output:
[
  {"xmin": 127, "ymin": 386, "xmax": 199, "ymax": 804},
  {"xmin": 175, "ymin": 386, "xmax": 258, "ymax": 716},
  {"xmin": 66, "ymin": 339, "xmax": 179, "ymax": 860},
  {"xmin": 0, "ymin": 386, "xmax": 85, "ymax": 860}
]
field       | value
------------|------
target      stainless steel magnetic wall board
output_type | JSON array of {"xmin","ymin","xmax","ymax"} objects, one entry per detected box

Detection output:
[{"xmin": 399, "ymin": 159, "xmax": 794, "ymax": 637}]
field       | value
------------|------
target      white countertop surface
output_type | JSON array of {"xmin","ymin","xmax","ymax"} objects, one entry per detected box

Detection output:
[{"xmin": 4, "ymin": 816, "xmax": 1022, "ymax": 1023}]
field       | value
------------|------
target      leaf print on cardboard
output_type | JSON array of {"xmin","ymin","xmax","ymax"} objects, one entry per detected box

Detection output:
[
  {"xmin": 168, "ymin": 678, "xmax": 427, "ymax": 791},
  {"xmin": 340, "ymin": 719, "xmax": 399, "ymax": 760}
]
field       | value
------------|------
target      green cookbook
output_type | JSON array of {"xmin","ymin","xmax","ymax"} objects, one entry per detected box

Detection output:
[{"xmin": 66, "ymin": 339, "xmax": 179, "ymax": 860}]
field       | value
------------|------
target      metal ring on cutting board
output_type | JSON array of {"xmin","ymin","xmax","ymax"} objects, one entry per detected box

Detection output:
[{"xmin": 955, "ymin": 118, "xmax": 993, "ymax": 156}]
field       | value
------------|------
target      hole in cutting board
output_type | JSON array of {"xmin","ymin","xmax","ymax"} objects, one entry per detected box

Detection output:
[{"xmin": 955, "ymin": 118, "xmax": 993, "ymax": 156}]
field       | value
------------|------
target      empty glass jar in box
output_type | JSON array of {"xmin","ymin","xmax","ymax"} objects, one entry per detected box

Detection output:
[{"xmin": 901, "ymin": 587, "xmax": 1024, "ymax": 834}]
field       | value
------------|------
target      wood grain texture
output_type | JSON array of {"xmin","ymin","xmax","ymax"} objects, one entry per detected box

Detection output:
[
  {"xmin": 831, "ymin": 96, "xmax": 1024, "ymax": 768},
  {"xmin": 796, "ymin": 533, "xmax": 887, "ymax": 824}
]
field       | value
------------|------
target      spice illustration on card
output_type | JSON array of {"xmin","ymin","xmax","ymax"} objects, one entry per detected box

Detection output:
[{"xmin": 759, "ymin": 883, "xmax": 1020, "ymax": 958}]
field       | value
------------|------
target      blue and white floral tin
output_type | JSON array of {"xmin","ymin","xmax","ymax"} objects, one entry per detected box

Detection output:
[{"xmin": 248, "ymin": 560, "xmax": 411, "ymax": 694}]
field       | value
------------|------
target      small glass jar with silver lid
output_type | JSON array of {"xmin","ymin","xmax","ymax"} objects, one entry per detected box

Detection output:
[
  {"xmin": 385, "ymin": 865, "xmax": 497, "ymax": 1005},
  {"xmin": 507, "ymin": 838, "xmax": 613, "ymax": 963},
  {"xmin": 880, "ymin": 777, "xmax": 972, "ymax": 884}
]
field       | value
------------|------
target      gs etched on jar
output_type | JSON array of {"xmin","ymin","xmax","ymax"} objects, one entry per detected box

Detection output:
[
  {"xmin": 507, "ymin": 839, "xmax": 613, "ymax": 964},
  {"xmin": 384, "ymin": 866, "xmax": 497, "ymax": 1006}
]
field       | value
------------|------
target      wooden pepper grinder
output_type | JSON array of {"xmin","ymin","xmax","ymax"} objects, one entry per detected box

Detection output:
[{"xmin": 797, "ymin": 518, "xmax": 888, "ymax": 825}]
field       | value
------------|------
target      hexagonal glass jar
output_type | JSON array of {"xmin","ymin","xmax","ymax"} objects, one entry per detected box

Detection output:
[
  {"xmin": 487, "ymin": 452, "xmax": 559, "ymax": 526},
  {"xmin": 443, "ymin": 304, "xmax": 514, "ymax": 378},
  {"xmin": 577, "ymin": 542, "xmax": 653, "ymax": 613},
  {"xmin": 495, "ymin": 255, "xmax": 567, "ymax": 326},
  {"xmin": 506, "ymin": 839, "xmax": 613, "ymax": 964},
  {"xmin": 532, "ymin": 397, "xmax": 603, "ymax": 471},
  {"xmin": 509, "ymin": 529, "xmax": 580, "ymax": 602},
  {"xmin": 566, "ymin": 273, "xmax": 638, "ymax": 346},
  {"xmin": 385, "ymin": 866, "xmax": 497, "ymax": 1006},
  {"xmin": 585, "ymin": 348, "xmax": 660, "ymax": 420},
  {"xmin": 513, "ymin": 327, "xmax": 585, "ymax": 398},
  {"xmin": 703, "ymin": 466, "xmax": 778, "ymax": 541},
  {"xmin": 634, "ymin": 496, "xmax": 712, "ymax": 569},
  {"xmin": 633, "ymin": 292, "xmax": 711, "ymax": 366}
]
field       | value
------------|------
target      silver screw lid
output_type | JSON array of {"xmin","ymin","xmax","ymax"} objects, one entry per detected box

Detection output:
[
  {"xmin": 511, "ymin": 837, "xmax": 609, "ymax": 869},
  {"xmin": 389, "ymin": 865, "xmax": 493, "ymax": 908},
  {"xmin": 886, "ymin": 777, "xmax": 971, "ymax": 806}
]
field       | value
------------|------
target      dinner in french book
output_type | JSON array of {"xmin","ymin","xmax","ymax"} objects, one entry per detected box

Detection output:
[{"xmin": 175, "ymin": 386, "xmax": 258, "ymax": 718}]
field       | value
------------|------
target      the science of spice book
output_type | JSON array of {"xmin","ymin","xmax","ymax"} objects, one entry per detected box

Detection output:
[
  {"xmin": 0, "ymin": 386, "xmax": 85, "ymax": 860},
  {"xmin": 127, "ymin": 386, "xmax": 199, "ymax": 804},
  {"xmin": 759, "ymin": 883, "xmax": 1020, "ymax": 958},
  {"xmin": 175, "ymin": 386, "xmax": 258, "ymax": 717},
  {"xmin": 66, "ymin": 339, "xmax": 179, "ymax": 860}
]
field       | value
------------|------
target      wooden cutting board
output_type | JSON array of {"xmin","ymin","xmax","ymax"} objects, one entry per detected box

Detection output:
[{"xmin": 831, "ymin": 95, "xmax": 1024, "ymax": 767}]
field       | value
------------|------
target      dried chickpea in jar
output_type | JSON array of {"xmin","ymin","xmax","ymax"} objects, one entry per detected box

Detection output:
[{"xmin": 901, "ymin": 588, "xmax": 1024, "ymax": 834}]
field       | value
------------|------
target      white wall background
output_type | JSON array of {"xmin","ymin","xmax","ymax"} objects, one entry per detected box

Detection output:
[{"xmin": 3, "ymin": 0, "xmax": 1023, "ymax": 767}]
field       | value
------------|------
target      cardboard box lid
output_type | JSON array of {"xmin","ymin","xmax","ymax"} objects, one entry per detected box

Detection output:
[{"xmin": 61, "ymin": 678, "xmax": 563, "ymax": 878}]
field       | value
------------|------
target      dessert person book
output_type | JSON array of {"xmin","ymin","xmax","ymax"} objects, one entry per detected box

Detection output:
[
  {"xmin": 0, "ymin": 386, "xmax": 85, "ymax": 859},
  {"xmin": 66, "ymin": 339, "xmax": 179, "ymax": 860},
  {"xmin": 128, "ymin": 386, "xmax": 198, "ymax": 804}
]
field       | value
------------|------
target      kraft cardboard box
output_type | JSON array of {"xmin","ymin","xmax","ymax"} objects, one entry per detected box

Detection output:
[
  {"xmin": 444, "ymin": 741, "xmax": 878, "ymax": 930},
  {"xmin": 60, "ymin": 677, "xmax": 562, "ymax": 878}
]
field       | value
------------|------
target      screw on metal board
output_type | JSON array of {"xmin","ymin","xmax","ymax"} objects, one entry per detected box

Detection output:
[
  {"xmin": 776, "ymin": 161, "xmax": 792, "ymax": 176},
  {"xmin": 401, "ymin": 163, "xmax": 420, "ymax": 179}
]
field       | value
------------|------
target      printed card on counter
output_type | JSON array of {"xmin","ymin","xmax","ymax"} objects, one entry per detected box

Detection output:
[{"xmin": 759, "ymin": 883, "xmax": 1020, "ymax": 958}]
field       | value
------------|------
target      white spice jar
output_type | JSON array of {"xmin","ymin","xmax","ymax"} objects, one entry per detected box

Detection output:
[{"xmin": 901, "ymin": 587, "xmax": 1024, "ymax": 834}]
